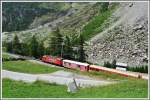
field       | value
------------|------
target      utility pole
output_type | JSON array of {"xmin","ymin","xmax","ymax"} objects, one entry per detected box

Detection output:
[
  {"xmin": 12, "ymin": 39, "xmax": 13, "ymax": 54},
  {"xmin": 61, "ymin": 42, "xmax": 64, "ymax": 58}
]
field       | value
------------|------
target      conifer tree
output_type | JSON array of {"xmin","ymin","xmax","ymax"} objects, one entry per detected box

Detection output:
[
  {"xmin": 49, "ymin": 28, "xmax": 63, "ymax": 56},
  {"xmin": 30, "ymin": 35, "xmax": 39, "ymax": 58},
  {"xmin": 6, "ymin": 42, "xmax": 13, "ymax": 53},
  {"xmin": 78, "ymin": 34, "xmax": 86, "ymax": 62},
  {"xmin": 12, "ymin": 35, "xmax": 22, "ymax": 54},
  {"xmin": 63, "ymin": 36, "xmax": 73, "ymax": 59},
  {"xmin": 20, "ymin": 42, "xmax": 29, "ymax": 56},
  {"xmin": 37, "ymin": 41, "xmax": 45, "ymax": 57}
]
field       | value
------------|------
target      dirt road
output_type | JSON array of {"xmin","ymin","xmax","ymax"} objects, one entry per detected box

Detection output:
[{"xmin": 2, "ymin": 70, "xmax": 114, "ymax": 87}]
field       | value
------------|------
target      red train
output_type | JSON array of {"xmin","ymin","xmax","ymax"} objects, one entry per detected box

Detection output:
[
  {"xmin": 41, "ymin": 55, "xmax": 62, "ymax": 66},
  {"xmin": 41, "ymin": 55, "xmax": 148, "ymax": 80}
]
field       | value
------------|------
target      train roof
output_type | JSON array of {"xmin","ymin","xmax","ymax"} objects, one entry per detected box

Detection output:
[
  {"xmin": 116, "ymin": 62, "xmax": 127, "ymax": 67},
  {"xmin": 43, "ymin": 55, "xmax": 62, "ymax": 59},
  {"xmin": 63, "ymin": 59, "xmax": 89, "ymax": 66}
]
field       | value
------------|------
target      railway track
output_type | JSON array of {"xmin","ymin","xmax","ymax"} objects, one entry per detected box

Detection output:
[{"xmin": 2, "ymin": 52, "xmax": 148, "ymax": 80}]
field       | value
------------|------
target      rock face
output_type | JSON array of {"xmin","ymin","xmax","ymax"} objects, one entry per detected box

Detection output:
[{"xmin": 86, "ymin": 2, "xmax": 148, "ymax": 67}]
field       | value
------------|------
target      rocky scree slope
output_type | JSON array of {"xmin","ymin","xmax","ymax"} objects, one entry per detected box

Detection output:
[{"xmin": 86, "ymin": 2, "xmax": 148, "ymax": 67}]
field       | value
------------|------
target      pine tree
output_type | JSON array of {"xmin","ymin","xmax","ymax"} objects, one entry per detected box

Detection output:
[
  {"xmin": 20, "ymin": 42, "xmax": 30, "ymax": 56},
  {"xmin": 12, "ymin": 35, "xmax": 22, "ymax": 54},
  {"xmin": 111, "ymin": 59, "xmax": 116, "ymax": 68},
  {"xmin": 6, "ymin": 42, "xmax": 13, "ymax": 53},
  {"xmin": 63, "ymin": 36, "xmax": 73, "ymax": 59},
  {"xmin": 37, "ymin": 41, "xmax": 45, "ymax": 57},
  {"xmin": 49, "ymin": 28, "xmax": 63, "ymax": 56},
  {"xmin": 78, "ymin": 34, "xmax": 86, "ymax": 62},
  {"xmin": 30, "ymin": 35, "xmax": 39, "ymax": 58}
]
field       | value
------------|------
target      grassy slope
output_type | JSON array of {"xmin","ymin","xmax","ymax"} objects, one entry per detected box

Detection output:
[
  {"xmin": 63, "ymin": 68, "xmax": 127, "ymax": 81},
  {"xmin": 82, "ymin": 5, "xmax": 117, "ymax": 41},
  {"xmin": 3, "ymin": 78, "xmax": 148, "ymax": 98},
  {"xmin": 2, "ymin": 60, "xmax": 59, "ymax": 74},
  {"xmin": 2, "ymin": 60, "xmax": 148, "ymax": 98}
]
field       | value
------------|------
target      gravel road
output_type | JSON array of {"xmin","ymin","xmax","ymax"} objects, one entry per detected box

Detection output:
[{"xmin": 2, "ymin": 70, "xmax": 114, "ymax": 87}]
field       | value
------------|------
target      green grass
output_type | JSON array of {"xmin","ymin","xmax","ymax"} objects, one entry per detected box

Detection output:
[
  {"xmin": 2, "ymin": 60, "xmax": 60, "ymax": 74},
  {"xmin": 2, "ymin": 58, "xmax": 148, "ymax": 98},
  {"xmin": 2, "ymin": 53, "xmax": 148, "ymax": 98},
  {"xmin": 63, "ymin": 68, "xmax": 127, "ymax": 81},
  {"xmin": 2, "ymin": 78, "xmax": 148, "ymax": 98},
  {"xmin": 128, "ymin": 65, "xmax": 148, "ymax": 73},
  {"xmin": 82, "ymin": 7, "xmax": 116, "ymax": 41}
]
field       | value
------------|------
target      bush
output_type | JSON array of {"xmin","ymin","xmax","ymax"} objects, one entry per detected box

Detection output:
[
  {"xmin": 111, "ymin": 59, "xmax": 116, "ymax": 68},
  {"xmin": 104, "ymin": 59, "xmax": 116, "ymax": 69},
  {"xmin": 104, "ymin": 61, "xmax": 112, "ymax": 68},
  {"xmin": 127, "ymin": 65, "xmax": 148, "ymax": 73}
]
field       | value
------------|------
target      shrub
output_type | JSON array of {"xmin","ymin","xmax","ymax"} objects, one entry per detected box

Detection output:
[
  {"xmin": 111, "ymin": 59, "xmax": 116, "ymax": 68},
  {"xmin": 104, "ymin": 61, "xmax": 112, "ymax": 68},
  {"xmin": 104, "ymin": 59, "xmax": 116, "ymax": 69},
  {"xmin": 127, "ymin": 65, "xmax": 148, "ymax": 73}
]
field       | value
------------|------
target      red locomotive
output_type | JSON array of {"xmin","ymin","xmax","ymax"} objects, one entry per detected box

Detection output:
[{"xmin": 41, "ymin": 55, "xmax": 63, "ymax": 66}]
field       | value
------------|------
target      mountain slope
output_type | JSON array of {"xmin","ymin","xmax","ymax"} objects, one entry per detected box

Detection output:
[
  {"xmin": 2, "ymin": 2, "xmax": 72, "ymax": 32},
  {"xmin": 86, "ymin": 2, "xmax": 148, "ymax": 66},
  {"xmin": 2, "ymin": 2, "xmax": 148, "ymax": 67},
  {"xmin": 2, "ymin": 2, "xmax": 114, "ymax": 43}
]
